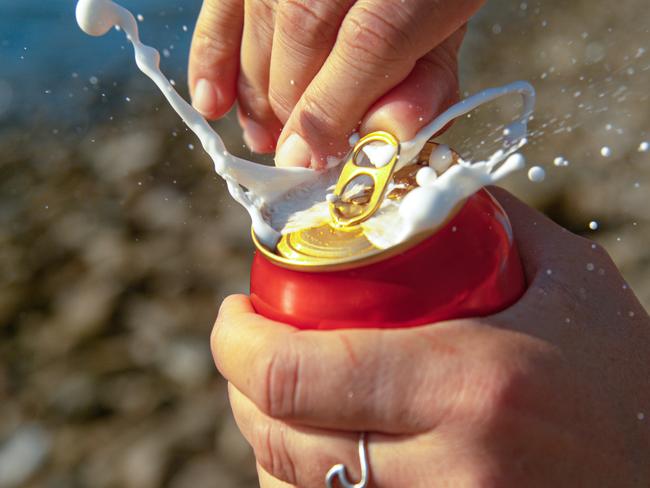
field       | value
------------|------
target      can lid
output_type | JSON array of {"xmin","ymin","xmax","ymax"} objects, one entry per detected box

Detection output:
[{"xmin": 253, "ymin": 131, "xmax": 460, "ymax": 270}]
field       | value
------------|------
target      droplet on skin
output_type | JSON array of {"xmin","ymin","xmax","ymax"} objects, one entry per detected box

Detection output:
[
  {"xmin": 188, "ymin": 143, "xmax": 194, "ymax": 150},
  {"xmin": 639, "ymin": 141, "xmax": 649, "ymax": 152},
  {"xmin": 348, "ymin": 133, "xmax": 360, "ymax": 146},
  {"xmin": 528, "ymin": 166, "xmax": 546, "ymax": 182},
  {"xmin": 589, "ymin": 221, "xmax": 599, "ymax": 230},
  {"xmin": 638, "ymin": 412, "xmax": 646, "ymax": 421},
  {"xmin": 586, "ymin": 263, "xmax": 595, "ymax": 271},
  {"xmin": 600, "ymin": 146, "xmax": 612, "ymax": 157}
]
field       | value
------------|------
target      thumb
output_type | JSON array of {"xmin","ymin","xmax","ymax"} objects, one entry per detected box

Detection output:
[{"xmin": 360, "ymin": 29, "xmax": 464, "ymax": 142}]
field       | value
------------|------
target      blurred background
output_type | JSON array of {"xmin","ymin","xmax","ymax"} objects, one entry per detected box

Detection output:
[{"xmin": 0, "ymin": 0, "xmax": 648, "ymax": 486}]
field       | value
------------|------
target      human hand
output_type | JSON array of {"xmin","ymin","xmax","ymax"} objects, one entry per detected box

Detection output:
[
  {"xmin": 188, "ymin": 0, "xmax": 484, "ymax": 168},
  {"xmin": 212, "ymin": 187, "xmax": 650, "ymax": 487}
]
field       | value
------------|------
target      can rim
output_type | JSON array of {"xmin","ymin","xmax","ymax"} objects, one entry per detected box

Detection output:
[{"xmin": 251, "ymin": 197, "xmax": 469, "ymax": 272}]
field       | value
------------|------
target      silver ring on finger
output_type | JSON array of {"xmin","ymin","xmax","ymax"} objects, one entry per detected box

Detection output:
[{"xmin": 325, "ymin": 432, "xmax": 369, "ymax": 488}]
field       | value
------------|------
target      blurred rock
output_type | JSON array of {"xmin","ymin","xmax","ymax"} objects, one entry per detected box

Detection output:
[
  {"xmin": 168, "ymin": 456, "xmax": 243, "ymax": 488},
  {"xmin": 120, "ymin": 435, "xmax": 168, "ymax": 488},
  {"xmin": 216, "ymin": 412, "xmax": 255, "ymax": 473},
  {"xmin": 0, "ymin": 425, "xmax": 51, "ymax": 488},
  {"xmin": 48, "ymin": 374, "xmax": 97, "ymax": 418},
  {"xmin": 86, "ymin": 130, "xmax": 163, "ymax": 182},
  {"xmin": 157, "ymin": 337, "xmax": 214, "ymax": 388}
]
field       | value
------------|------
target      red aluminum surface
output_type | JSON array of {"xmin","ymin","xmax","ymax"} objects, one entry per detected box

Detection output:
[{"xmin": 250, "ymin": 189, "xmax": 526, "ymax": 330}]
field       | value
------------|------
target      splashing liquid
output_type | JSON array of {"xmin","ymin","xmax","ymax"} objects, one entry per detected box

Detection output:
[{"xmin": 76, "ymin": 0, "xmax": 536, "ymax": 251}]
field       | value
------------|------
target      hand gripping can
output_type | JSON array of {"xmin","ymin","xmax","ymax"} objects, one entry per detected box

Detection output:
[{"xmin": 250, "ymin": 132, "xmax": 526, "ymax": 330}]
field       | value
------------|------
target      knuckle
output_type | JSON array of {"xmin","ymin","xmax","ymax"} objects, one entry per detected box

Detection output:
[
  {"xmin": 298, "ymin": 91, "xmax": 345, "ymax": 142},
  {"xmin": 248, "ymin": 0, "xmax": 277, "ymax": 35},
  {"xmin": 277, "ymin": 0, "xmax": 340, "ymax": 51},
  {"xmin": 420, "ymin": 45, "xmax": 459, "ymax": 83},
  {"xmin": 258, "ymin": 343, "xmax": 302, "ymax": 419},
  {"xmin": 192, "ymin": 29, "xmax": 239, "ymax": 65},
  {"xmin": 254, "ymin": 422, "xmax": 297, "ymax": 484},
  {"xmin": 469, "ymin": 358, "xmax": 526, "ymax": 420},
  {"xmin": 238, "ymin": 77, "xmax": 273, "ymax": 118},
  {"xmin": 339, "ymin": 5, "xmax": 413, "ymax": 68},
  {"xmin": 193, "ymin": 1, "xmax": 242, "ymax": 62},
  {"xmin": 249, "ymin": 0, "xmax": 277, "ymax": 15},
  {"xmin": 458, "ymin": 460, "xmax": 504, "ymax": 488},
  {"xmin": 267, "ymin": 87, "xmax": 293, "ymax": 122}
]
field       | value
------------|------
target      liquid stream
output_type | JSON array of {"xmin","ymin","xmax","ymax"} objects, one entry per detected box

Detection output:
[{"xmin": 76, "ymin": 0, "xmax": 536, "ymax": 250}]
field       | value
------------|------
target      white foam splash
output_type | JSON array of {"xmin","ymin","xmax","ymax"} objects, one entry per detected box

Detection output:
[
  {"xmin": 528, "ymin": 166, "xmax": 546, "ymax": 182},
  {"xmin": 76, "ymin": 0, "xmax": 536, "ymax": 251},
  {"xmin": 76, "ymin": 0, "xmax": 316, "ymax": 247}
]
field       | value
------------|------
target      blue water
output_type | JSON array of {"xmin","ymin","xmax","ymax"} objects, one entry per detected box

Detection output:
[{"xmin": 0, "ymin": 0, "xmax": 202, "ymax": 121}]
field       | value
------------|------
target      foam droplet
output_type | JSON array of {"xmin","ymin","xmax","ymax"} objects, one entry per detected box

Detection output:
[
  {"xmin": 362, "ymin": 143, "xmax": 396, "ymax": 168},
  {"xmin": 527, "ymin": 165, "xmax": 545, "ymax": 182},
  {"xmin": 505, "ymin": 153, "xmax": 526, "ymax": 171},
  {"xmin": 600, "ymin": 146, "xmax": 612, "ymax": 157},
  {"xmin": 589, "ymin": 221, "xmax": 599, "ymax": 230},
  {"xmin": 553, "ymin": 156, "xmax": 569, "ymax": 167},
  {"xmin": 416, "ymin": 167, "xmax": 438, "ymax": 187},
  {"xmin": 348, "ymin": 133, "xmax": 360, "ymax": 147},
  {"xmin": 428, "ymin": 145, "xmax": 453, "ymax": 173},
  {"xmin": 639, "ymin": 141, "xmax": 649, "ymax": 152},
  {"xmin": 76, "ymin": 0, "xmax": 120, "ymax": 36}
]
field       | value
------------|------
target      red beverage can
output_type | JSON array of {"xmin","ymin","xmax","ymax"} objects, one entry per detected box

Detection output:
[{"xmin": 250, "ymin": 132, "xmax": 526, "ymax": 330}]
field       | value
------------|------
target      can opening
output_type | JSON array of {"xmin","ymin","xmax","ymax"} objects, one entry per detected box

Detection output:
[{"xmin": 252, "ymin": 132, "xmax": 462, "ymax": 271}]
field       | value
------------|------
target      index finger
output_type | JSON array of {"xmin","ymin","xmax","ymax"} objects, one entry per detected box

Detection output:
[
  {"xmin": 274, "ymin": 0, "xmax": 484, "ymax": 167},
  {"xmin": 188, "ymin": 0, "xmax": 243, "ymax": 119},
  {"xmin": 212, "ymin": 295, "xmax": 471, "ymax": 433}
]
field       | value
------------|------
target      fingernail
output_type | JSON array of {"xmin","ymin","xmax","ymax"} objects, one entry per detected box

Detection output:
[
  {"xmin": 242, "ymin": 119, "xmax": 274, "ymax": 153},
  {"xmin": 192, "ymin": 78, "xmax": 220, "ymax": 117},
  {"xmin": 275, "ymin": 133, "xmax": 312, "ymax": 168}
]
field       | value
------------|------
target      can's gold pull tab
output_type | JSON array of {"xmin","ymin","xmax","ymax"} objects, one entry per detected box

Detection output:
[{"xmin": 329, "ymin": 131, "xmax": 400, "ymax": 228}]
